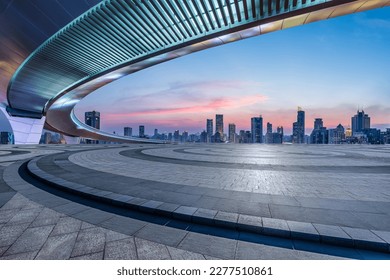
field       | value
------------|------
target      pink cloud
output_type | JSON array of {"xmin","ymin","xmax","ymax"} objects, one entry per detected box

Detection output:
[
  {"xmin": 99, "ymin": 104, "xmax": 389, "ymax": 135},
  {"xmin": 104, "ymin": 94, "xmax": 268, "ymax": 119}
]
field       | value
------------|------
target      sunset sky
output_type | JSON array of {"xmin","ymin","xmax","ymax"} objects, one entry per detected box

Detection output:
[{"xmin": 74, "ymin": 7, "xmax": 390, "ymax": 136}]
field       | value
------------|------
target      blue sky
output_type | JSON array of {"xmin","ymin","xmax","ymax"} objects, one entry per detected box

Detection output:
[{"xmin": 75, "ymin": 7, "xmax": 390, "ymax": 135}]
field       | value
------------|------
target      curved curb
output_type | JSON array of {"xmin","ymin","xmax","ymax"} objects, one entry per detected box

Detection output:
[{"xmin": 23, "ymin": 156, "xmax": 390, "ymax": 254}]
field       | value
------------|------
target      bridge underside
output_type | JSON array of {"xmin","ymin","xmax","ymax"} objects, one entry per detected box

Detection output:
[{"xmin": 3, "ymin": 0, "xmax": 390, "ymax": 144}]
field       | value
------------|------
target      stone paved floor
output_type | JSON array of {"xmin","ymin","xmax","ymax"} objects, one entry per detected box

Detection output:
[
  {"xmin": 0, "ymin": 193, "xmax": 216, "ymax": 260},
  {"xmin": 60, "ymin": 144, "xmax": 390, "ymax": 231},
  {"xmin": 0, "ymin": 144, "xmax": 389, "ymax": 260},
  {"xmin": 70, "ymin": 145, "xmax": 390, "ymax": 200}
]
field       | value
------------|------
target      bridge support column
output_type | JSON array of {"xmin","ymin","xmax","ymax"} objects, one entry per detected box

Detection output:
[{"xmin": 0, "ymin": 107, "xmax": 45, "ymax": 144}]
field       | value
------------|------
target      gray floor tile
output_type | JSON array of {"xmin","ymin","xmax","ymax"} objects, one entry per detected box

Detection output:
[
  {"xmin": 105, "ymin": 230, "xmax": 130, "ymax": 242},
  {"xmin": 71, "ymin": 227, "xmax": 106, "ymax": 257},
  {"xmin": 4, "ymin": 225, "xmax": 54, "ymax": 256},
  {"xmin": 0, "ymin": 208, "xmax": 19, "ymax": 224},
  {"xmin": 99, "ymin": 216, "xmax": 146, "ymax": 236},
  {"xmin": 104, "ymin": 237, "xmax": 137, "ymax": 260},
  {"xmin": 0, "ymin": 246, "xmax": 9, "ymax": 256},
  {"xmin": 50, "ymin": 216, "xmax": 82, "ymax": 236},
  {"xmin": 135, "ymin": 224, "xmax": 187, "ymax": 247},
  {"xmin": 70, "ymin": 251, "xmax": 104, "ymax": 260},
  {"xmin": 135, "ymin": 237, "xmax": 171, "ymax": 260},
  {"xmin": 167, "ymin": 246, "xmax": 206, "ymax": 260},
  {"xmin": 235, "ymin": 240, "xmax": 300, "ymax": 260},
  {"xmin": 178, "ymin": 232, "xmax": 237, "ymax": 259},
  {"xmin": 237, "ymin": 214, "xmax": 263, "ymax": 232},
  {"xmin": 214, "ymin": 211, "xmax": 238, "ymax": 228},
  {"xmin": 372, "ymin": 230, "xmax": 390, "ymax": 244},
  {"xmin": 262, "ymin": 217, "xmax": 290, "ymax": 237},
  {"xmin": 52, "ymin": 203, "xmax": 90, "ymax": 216},
  {"xmin": 0, "ymin": 250, "xmax": 39, "ymax": 260},
  {"xmin": 287, "ymin": 220, "xmax": 320, "ymax": 241},
  {"xmin": 73, "ymin": 209, "xmax": 114, "ymax": 225},
  {"xmin": 7, "ymin": 208, "xmax": 42, "ymax": 225},
  {"xmin": 0, "ymin": 223, "xmax": 33, "ymax": 247},
  {"xmin": 35, "ymin": 232, "xmax": 78, "ymax": 260}
]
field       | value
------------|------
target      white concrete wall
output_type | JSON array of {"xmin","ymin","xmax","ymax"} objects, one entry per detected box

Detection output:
[{"xmin": 0, "ymin": 107, "xmax": 45, "ymax": 144}]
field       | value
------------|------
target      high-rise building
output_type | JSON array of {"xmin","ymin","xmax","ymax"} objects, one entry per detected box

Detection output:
[
  {"xmin": 364, "ymin": 128, "xmax": 381, "ymax": 144},
  {"xmin": 238, "ymin": 130, "xmax": 245, "ymax": 143},
  {"xmin": 85, "ymin": 111, "xmax": 100, "ymax": 129},
  {"xmin": 266, "ymin": 123, "xmax": 283, "ymax": 144},
  {"xmin": 154, "ymin": 129, "xmax": 158, "ymax": 137},
  {"xmin": 314, "ymin": 118, "xmax": 323, "ymax": 129},
  {"xmin": 139, "ymin": 125, "xmax": 145, "ymax": 137},
  {"xmin": 206, "ymin": 119, "xmax": 213, "ymax": 142},
  {"xmin": 267, "ymin": 122, "xmax": 272, "ymax": 134},
  {"xmin": 251, "ymin": 116, "xmax": 263, "ymax": 143},
  {"xmin": 292, "ymin": 107, "xmax": 305, "ymax": 144},
  {"xmin": 384, "ymin": 128, "xmax": 390, "ymax": 144},
  {"xmin": 182, "ymin": 131, "xmax": 189, "ymax": 142},
  {"xmin": 228, "ymin": 123, "xmax": 236, "ymax": 143},
  {"xmin": 277, "ymin": 126, "xmax": 284, "ymax": 136},
  {"xmin": 124, "ymin": 127, "xmax": 132, "ymax": 137},
  {"xmin": 272, "ymin": 131, "xmax": 283, "ymax": 144},
  {"xmin": 85, "ymin": 110, "xmax": 100, "ymax": 144},
  {"xmin": 266, "ymin": 122, "xmax": 272, "ymax": 143},
  {"xmin": 310, "ymin": 118, "xmax": 328, "ymax": 144},
  {"xmin": 351, "ymin": 110, "xmax": 370, "ymax": 134},
  {"xmin": 200, "ymin": 131, "xmax": 208, "ymax": 143},
  {"xmin": 215, "ymin": 114, "xmax": 224, "ymax": 136},
  {"xmin": 174, "ymin": 130, "xmax": 180, "ymax": 142},
  {"xmin": 329, "ymin": 124, "xmax": 345, "ymax": 144},
  {"xmin": 245, "ymin": 131, "xmax": 252, "ymax": 143}
]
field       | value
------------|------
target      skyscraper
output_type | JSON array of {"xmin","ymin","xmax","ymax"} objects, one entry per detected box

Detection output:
[
  {"xmin": 228, "ymin": 123, "xmax": 236, "ymax": 143},
  {"xmin": 124, "ymin": 127, "xmax": 132, "ymax": 137},
  {"xmin": 174, "ymin": 130, "xmax": 180, "ymax": 142},
  {"xmin": 251, "ymin": 116, "xmax": 263, "ymax": 143},
  {"xmin": 85, "ymin": 111, "xmax": 100, "ymax": 144},
  {"xmin": 139, "ymin": 125, "xmax": 145, "ymax": 138},
  {"xmin": 314, "ymin": 118, "xmax": 323, "ymax": 130},
  {"xmin": 274, "ymin": 126, "xmax": 284, "ymax": 144},
  {"xmin": 200, "ymin": 131, "xmax": 208, "ymax": 143},
  {"xmin": 277, "ymin": 126, "xmax": 284, "ymax": 135},
  {"xmin": 213, "ymin": 114, "xmax": 224, "ymax": 143},
  {"xmin": 351, "ymin": 110, "xmax": 370, "ymax": 134},
  {"xmin": 292, "ymin": 107, "xmax": 305, "ymax": 144},
  {"xmin": 310, "ymin": 118, "xmax": 328, "ymax": 144},
  {"xmin": 85, "ymin": 111, "xmax": 100, "ymax": 129},
  {"xmin": 206, "ymin": 119, "xmax": 213, "ymax": 142},
  {"xmin": 215, "ymin": 114, "xmax": 224, "ymax": 136},
  {"xmin": 266, "ymin": 122, "xmax": 272, "ymax": 143},
  {"xmin": 267, "ymin": 122, "xmax": 272, "ymax": 134},
  {"xmin": 182, "ymin": 131, "xmax": 189, "ymax": 142}
]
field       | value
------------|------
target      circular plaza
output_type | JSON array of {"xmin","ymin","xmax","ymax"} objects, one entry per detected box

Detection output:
[{"xmin": 1, "ymin": 144, "xmax": 390, "ymax": 260}]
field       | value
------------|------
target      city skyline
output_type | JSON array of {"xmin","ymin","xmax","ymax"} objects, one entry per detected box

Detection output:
[
  {"xmin": 87, "ymin": 106, "xmax": 387, "ymax": 137},
  {"xmin": 73, "ymin": 8, "xmax": 390, "ymax": 136}
]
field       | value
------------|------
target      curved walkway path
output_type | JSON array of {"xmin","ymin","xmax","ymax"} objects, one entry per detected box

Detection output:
[{"xmin": 1, "ymin": 144, "xmax": 390, "ymax": 259}]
